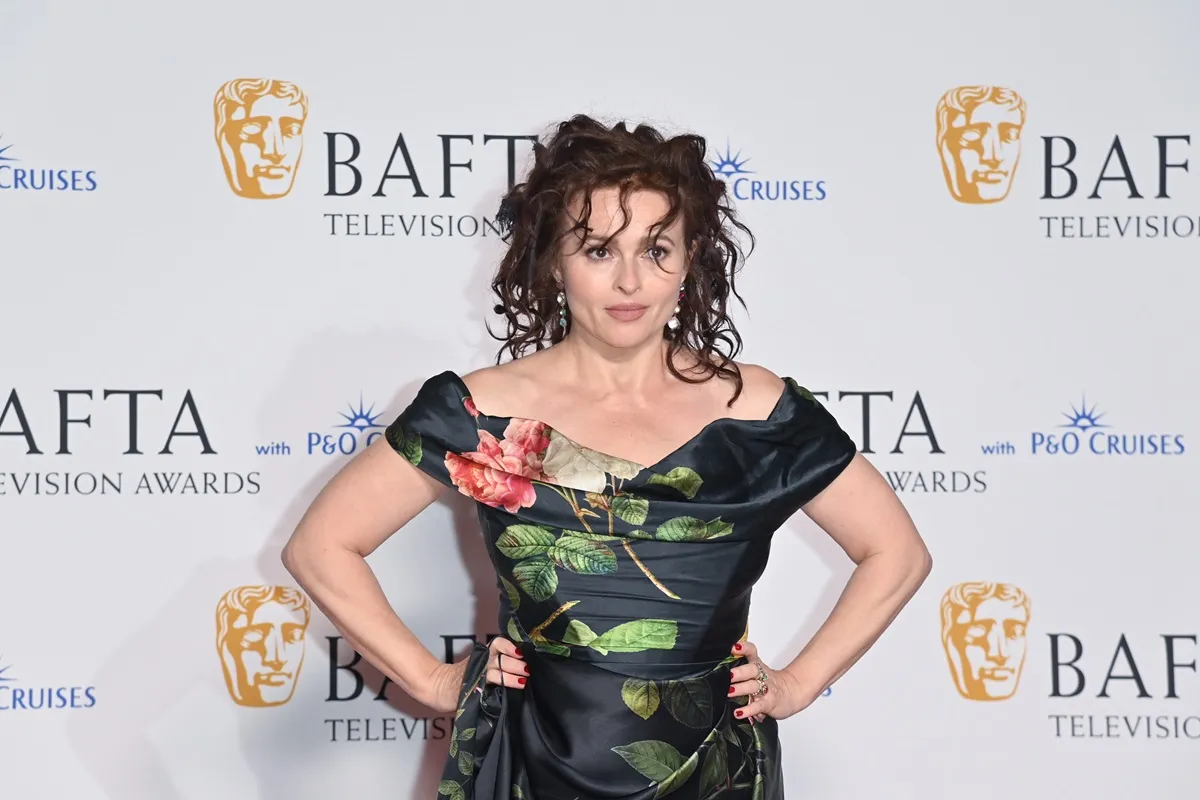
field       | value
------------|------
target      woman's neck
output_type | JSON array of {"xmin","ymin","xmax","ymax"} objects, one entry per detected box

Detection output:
[{"xmin": 547, "ymin": 334, "xmax": 684, "ymax": 396}]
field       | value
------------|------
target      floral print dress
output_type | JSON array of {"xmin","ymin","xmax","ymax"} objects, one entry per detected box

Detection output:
[{"xmin": 385, "ymin": 371, "xmax": 856, "ymax": 799}]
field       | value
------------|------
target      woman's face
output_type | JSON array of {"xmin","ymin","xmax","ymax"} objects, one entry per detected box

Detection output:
[{"xmin": 557, "ymin": 187, "xmax": 687, "ymax": 350}]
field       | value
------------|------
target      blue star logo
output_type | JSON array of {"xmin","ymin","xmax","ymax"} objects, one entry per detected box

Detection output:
[
  {"xmin": 1059, "ymin": 396, "xmax": 1109, "ymax": 431},
  {"xmin": 0, "ymin": 135, "xmax": 16, "ymax": 162},
  {"xmin": 334, "ymin": 395, "xmax": 385, "ymax": 432},
  {"xmin": 708, "ymin": 142, "xmax": 752, "ymax": 179}
]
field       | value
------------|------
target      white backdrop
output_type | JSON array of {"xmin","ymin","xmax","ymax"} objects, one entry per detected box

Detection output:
[{"xmin": 2, "ymin": 1, "xmax": 1197, "ymax": 797}]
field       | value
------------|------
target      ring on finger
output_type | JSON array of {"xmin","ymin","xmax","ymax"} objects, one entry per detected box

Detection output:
[
  {"xmin": 754, "ymin": 661, "xmax": 768, "ymax": 696},
  {"xmin": 498, "ymin": 652, "xmax": 505, "ymax": 687}
]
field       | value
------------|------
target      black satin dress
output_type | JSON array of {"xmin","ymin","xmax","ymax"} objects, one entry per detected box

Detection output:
[{"xmin": 385, "ymin": 371, "xmax": 856, "ymax": 800}]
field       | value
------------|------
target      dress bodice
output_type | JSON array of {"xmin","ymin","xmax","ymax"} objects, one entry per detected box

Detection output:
[{"xmin": 386, "ymin": 370, "xmax": 856, "ymax": 799}]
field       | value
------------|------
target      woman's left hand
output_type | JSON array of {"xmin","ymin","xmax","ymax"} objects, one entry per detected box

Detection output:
[{"xmin": 727, "ymin": 640, "xmax": 818, "ymax": 723}]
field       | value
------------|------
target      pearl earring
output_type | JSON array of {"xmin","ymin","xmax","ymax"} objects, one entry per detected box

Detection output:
[
  {"xmin": 666, "ymin": 285, "xmax": 683, "ymax": 332},
  {"xmin": 557, "ymin": 285, "xmax": 567, "ymax": 328}
]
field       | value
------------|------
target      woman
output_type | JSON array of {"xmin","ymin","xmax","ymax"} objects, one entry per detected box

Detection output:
[{"xmin": 282, "ymin": 115, "xmax": 931, "ymax": 798}]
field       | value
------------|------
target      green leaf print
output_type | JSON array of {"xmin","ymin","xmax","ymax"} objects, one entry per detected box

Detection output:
[
  {"xmin": 752, "ymin": 773, "xmax": 765, "ymax": 800},
  {"xmin": 562, "ymin": 619, "xmax": 598, "ymax": 647},
  {"xmin": 626, "ymin": 529, "xmax": 655, "ymax": 540},
  {"xmin": 496, "ymin": 525, "xmax": 557, "ymax": 560},
  {"xmin": 386, "ymin": 424, "xmax": 423, "ymax": 467},
  {"xmin": 655, "ymin": 516, "xmax": 734, "ymax": 542},
  {"xmin": 457, "ymin": 748, "xmax": 474, "ymax": 776},
  {"xmin": 511, "ymin": 555, "xmax": 558, "ymax": 602},
  {"xmin": 698, "ymin": 738, "xmax": 729, "ymax": 799},
  {"xmin": 530, "ymin": 633, "xmax": 570, "ymax": 657},
  {"xmin": 653, "ymin": 749, "xmax": 700, "ymax": 799},
  {"xmin": 401, "ymin": 431, "xmax": 422, "ymax": 466},
  {"xmin": 449, "ymin": 726, "xmax": 459, "ymax": 757},
  {"xmin": 547, "ymin": 536, "xmax": 617, "ymax": 575},
  {"xmin": 437, "ymin": 780, "xmax": 465, "ymax": 800},
  {"xmin": 511, "ymin": 786, "xmax": 525, "ymax": 800},
  {"xmin": 720, "ymin": 721, "xmax": 740, "ymax": 747},
  {"xmin": 506, "ymin": 617, "xmax": 522, "ymax": 642},
  {"xmin": 611, "ymin": 740, "xmax": 686, "ymax": 782},
  {"xmin": 500, "ymin": 576, "xmax": 521, "ymax": 610},
  {"xmin": 664, "ymin": 677, "xmax": 713, "ymax": 729},
  {"xmin": 647, "ymin": 466, "xmax": 704, "ymax": 499},
  {"xmin": 621, "ymin": 677, "xmax": 660, "ymax": 720},
  {"xmin": 588, "ymin": 619, "xmax": 677, "ymax": 654},
  {"xmin": 565, "ymin": 530, "xmax": 622, "ymax": 541},
  {"xmin": 611, "ymin": 495, "xmax": 650, "ymax": 525}
]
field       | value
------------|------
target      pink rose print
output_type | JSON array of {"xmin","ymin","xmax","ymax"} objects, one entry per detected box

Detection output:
[
  {"xmin": 445, "ymin": 453, "xmax": 538, "ymax": 513},
  {"xmin": 463, "ymin": 397, "xmax": 480, "ymax": 418},
  {"xmin": 444, "ymin": 419, "xmax": 550, "ymax": 513}
]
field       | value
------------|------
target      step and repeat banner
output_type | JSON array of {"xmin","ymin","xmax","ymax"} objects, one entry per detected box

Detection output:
[{"xmin": 1, "ymin": 2, "xmax": 1196, "ymax": 798}]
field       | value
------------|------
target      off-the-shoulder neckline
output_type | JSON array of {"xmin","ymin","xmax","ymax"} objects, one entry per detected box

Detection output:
[{"xmin": 439, "ymin": 369, "xmax": 796, "ymax": 474}]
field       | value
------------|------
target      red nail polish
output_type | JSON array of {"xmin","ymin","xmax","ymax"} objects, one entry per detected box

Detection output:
[
  {"xmin": 735, "ymin": 709, "xmax": 743, "ymax": 718},
  {"xmin": 734, "ymin": 643, "xmax": 742, "ymax": 651},
  {"xmin": 524, "ymin": 665, "xmax": 530, "ymax": 675},
  {"xmin": 514, "ymin": 647, "xmax": 523, "ymax": 657},
  {"xmin": 728, "ymin": 686, "xmax": 735, "ymax": 694},
  {"xmin": 517, "ymin": 677, "xmax": 526, "ymax": 685}
]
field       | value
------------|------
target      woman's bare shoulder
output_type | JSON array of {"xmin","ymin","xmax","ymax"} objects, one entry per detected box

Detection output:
[
  {"xmin": 725, "ymin": 361, "xmax": 788, "ymax": 420},
  {"xmin": 456, "ymin": 355, "xmax": 551, "ymax": 417}
]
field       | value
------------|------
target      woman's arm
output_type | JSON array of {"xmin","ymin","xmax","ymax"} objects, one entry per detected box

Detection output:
[
  {"xmin": 281, "ymin": 438, "xmax": 454, "ymax": 709},
  {"xmin": 782, "ymin": 453, "xmax": 932, "ymax": 698}
]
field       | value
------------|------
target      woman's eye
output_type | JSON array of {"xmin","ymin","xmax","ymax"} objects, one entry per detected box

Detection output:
[
  {"xmin": 648, "ymin": 246, "xmax": 668, "ymax": 260},
  {"xmin": 588, "ymin": 247, "xmax": 608, "ymax": 259}
]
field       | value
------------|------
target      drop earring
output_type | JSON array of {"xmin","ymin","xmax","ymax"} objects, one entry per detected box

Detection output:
[
  {"xmin": 666, "ymin": 285, "xmax": 683, "ymax": 332},
  {"xmin": 557, "ymin": 283, "xmax": 568, "ymax": 328}
]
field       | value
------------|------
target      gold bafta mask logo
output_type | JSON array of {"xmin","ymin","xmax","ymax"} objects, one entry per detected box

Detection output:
[
  {"xmin": 940, "ymin": 582, "xmax": 1030, "ymax": 701},
  {"xmin": 213, "ymin": 78, "xmax": 309, "ymax": 199},
  {"xmin": 935, "ymin": 86, "xmax": 1027, "ymax": 204},
  {"xmin": 216, "ymin": 585, "xmax": 310, "ymax": 707}
]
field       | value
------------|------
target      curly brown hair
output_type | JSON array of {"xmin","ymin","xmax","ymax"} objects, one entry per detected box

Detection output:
[{"xmin": 488, "ymin": 114, "xmax": 755, "ymax": 405}]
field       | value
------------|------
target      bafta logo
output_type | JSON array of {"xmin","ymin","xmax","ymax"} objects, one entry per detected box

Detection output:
[
  {"xmin": 935, "ymin": 85, "xmax": 1026, "ymax": 204},
  {"xmin": 940, "ymin": 581, "xmax": 1030, "ymax": 701},
  {"xmin": 216, "ymin": 585, "xmax": 310, "ymax": 707},
  {"xmin": 213, "ymin": 78, "xmax": 309, "ymax": 199}
]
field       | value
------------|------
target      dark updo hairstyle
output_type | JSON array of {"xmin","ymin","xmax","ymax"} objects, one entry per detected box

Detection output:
[{"xmin": 489, "ymin": 114, "xmax": 755, "ymax": 405}]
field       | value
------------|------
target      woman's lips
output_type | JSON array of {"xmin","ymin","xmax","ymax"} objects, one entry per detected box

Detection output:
[{"xmin": 605, "ymin": 304, "xmax": 648, "ymax": 321}]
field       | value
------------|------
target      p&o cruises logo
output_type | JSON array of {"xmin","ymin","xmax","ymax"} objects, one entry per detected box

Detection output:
[
  {"xmin": 0, "ymin": 133, "xmax": 99, "ymax": 192},
  {"xmin": 255, "ymin": 395, "xmax": 387, "ymax": 457},
  {"xmin": 0, "ymin": 656, "xmax": 97, "ymax": 712},
  {"xmin": 1028, "ymin": 396, "xmax": 1185, "ymax": 456},
  {"xmin": 707, "ymin": 142, "xmax": 826, "ymax": 203}
]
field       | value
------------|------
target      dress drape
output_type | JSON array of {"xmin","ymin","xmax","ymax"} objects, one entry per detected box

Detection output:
[{"xmin": 385, "ymin": 371, "xmax": 856, "ymax": 799}]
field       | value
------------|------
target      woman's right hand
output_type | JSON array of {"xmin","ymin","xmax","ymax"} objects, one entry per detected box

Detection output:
[{"xmin": 422, "ymin": 636, "xmax": 529, "ymax": 713}]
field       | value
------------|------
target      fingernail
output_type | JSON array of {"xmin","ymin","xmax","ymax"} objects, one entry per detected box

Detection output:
[
  {"xmin": 735, "ymin": 709, "xmax": 744, "ymax": 718},
  {"xmin": 727, "ymin": 685, "xmax": 735, "ymax": 694},
  {"xmin": 733, "ymin": 643, "xmax": 742, "ymax": 651},
  {"xmin": 517, "ymin": 677, "xmax": 526, "ymax": 686},
  {"xmin": 524, "ymin": 665, "xmax": 530, "ymax": 675},
  {"xmin": 514, "ymin": 647, "xmax": 523, "ymax": 657}
]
